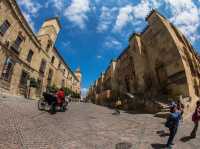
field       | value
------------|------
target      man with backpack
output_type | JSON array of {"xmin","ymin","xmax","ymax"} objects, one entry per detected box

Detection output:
[{"xmin": 165, "ymin": 104, "xmax": 181, "ymax": 148}]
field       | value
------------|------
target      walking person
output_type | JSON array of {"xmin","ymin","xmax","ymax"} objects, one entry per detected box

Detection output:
[
  {"xmin": 165, "ymin": 105, "xmax": 181, "ymax": 148},
  {"xmin": 190, "ymin": 100, "xmax": 200, "ymax": 138}
]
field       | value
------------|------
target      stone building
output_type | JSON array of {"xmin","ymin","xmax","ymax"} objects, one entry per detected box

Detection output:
[
  {"xmin": 0, "ymin": 0, "xmax": 81, "ymax": 99},
  {"xmin": 74, "ymin": 67, "xmax": 82, "ymax": 95},
  {"xmin": 88, "ymin": 10, "xmax": 200, "ymax": 115}
]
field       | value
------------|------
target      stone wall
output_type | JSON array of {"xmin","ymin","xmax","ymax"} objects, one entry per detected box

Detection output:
[
  {"xmin": 0, "ymin": 0, "xmax": 81, "ymax": 98},
  {"xmin": 89, "ymin": 10, "xmax": 200, "ymax": 116}
]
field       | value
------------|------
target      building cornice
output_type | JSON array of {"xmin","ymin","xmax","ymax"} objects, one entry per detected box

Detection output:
[{"xmin": 8, "ymin": 0, "xmax": 41, "ymax": 48}]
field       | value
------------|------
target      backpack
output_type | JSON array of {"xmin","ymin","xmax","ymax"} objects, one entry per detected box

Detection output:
[{"xmin": 165, "ymin": 118, "xmax": 174, "ymax": 128}]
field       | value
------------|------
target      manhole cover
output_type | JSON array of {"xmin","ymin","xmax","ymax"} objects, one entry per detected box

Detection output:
[
  {"xmin": 116, "ymin": 142, "xmax": 132, "ymax": 149},
  {"xmin": 89, "ymin": 116, "xmax": 96, "ymax": 119}
]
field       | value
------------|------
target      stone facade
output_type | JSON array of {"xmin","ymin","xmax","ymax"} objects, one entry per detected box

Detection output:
[
  {"xmin": 0, "ymin": 0, "xmax": 81, "ymax": 99},
  {"xmin": 88, "ymin": 10, "xmax": 200, "ymax": 115}
]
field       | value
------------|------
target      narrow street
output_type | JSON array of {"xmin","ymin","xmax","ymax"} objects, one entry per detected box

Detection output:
[{"xmin": 0, "ymin": 96, "xmax": 199, "ymax": 149}]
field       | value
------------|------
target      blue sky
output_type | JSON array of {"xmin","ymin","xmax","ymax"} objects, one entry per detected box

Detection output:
[{"xmin": 17, "ymin": 0, "xmax": 200, "ymax": 95}]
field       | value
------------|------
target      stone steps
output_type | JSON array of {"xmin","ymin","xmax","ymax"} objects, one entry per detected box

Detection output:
[
  {"xmin": 154, "ymin": 101, "xmax": 170, "ymax": 118},
  {"xmin": 160, "ymin": 108, "xmax": 170, "ymax": 112},
  {"xmin": 155, "ymin": 111, "xmax": 170, "ymax": 118}
]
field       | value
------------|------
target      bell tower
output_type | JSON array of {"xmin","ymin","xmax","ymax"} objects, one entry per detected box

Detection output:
[
  {"xmin": 75, "ymin": 67, "xmax": 82, "ymax": 94},
  {"xmin": 37, "ymin": 17, "xmax": 61, "ymax": 52},
  {"xmin": 75, "ymin": 67, "xmax": 82, "ymax": 82}
]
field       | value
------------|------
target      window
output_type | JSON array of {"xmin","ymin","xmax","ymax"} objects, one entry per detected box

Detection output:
[
  {"xmin": 58, "ymin": 61, "xmax": 61, "ymax": 68},
  {"xmin": 47, "ymin": 69, "xmax": 53, "ymax": 80},
  {"xmin": 1, "ymin": 57, "xmax": 14, "ymax": 81},
  {"xmin": 27, "ymin": 50, "xmax": 34, "ymax": 62},
  {"xmin": 47, "ymin": 69, "xmax": 53, "ymax": 87},
  {"xmin": 51, "ymin": 56, "xmax": 55, "ymax": 64},
  {"xmin": 62, "ymin": 79, "xmax": 65, "ymax": 87},
  {"xmin": 11, "ymin": 35, "xmax": 23, "ymax": 53},
  {"xmin": 0, "ymin": 20, "xmax": 10, "ymax": 36},
  {"xmin": 19, "ymin": 70, "xmax": 29, "ymax": 87},
  {"xmin": 39, "ymin": 59, "xmax": 47, "ymax": 74},
  {"xmin": 46, "ymin": 40, "xmax": 52, "ymax": 52}
]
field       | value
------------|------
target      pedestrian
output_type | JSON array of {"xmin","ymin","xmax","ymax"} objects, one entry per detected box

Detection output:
[
  {"xmin": 190, "ymin": 100, "xmax": 200, "ymax": 138},
  {"xmin": 177, "ymin": 99, "xmax": 184, "ymax": 120},
  {"xmin": 165, "ymin": 105, "xmax": 181, "ymax": 148}
]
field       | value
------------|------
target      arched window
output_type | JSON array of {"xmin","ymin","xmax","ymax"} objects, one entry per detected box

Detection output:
[{"xmin": 51, "ymin": 56, "xmax": 55, "ymax": 64}]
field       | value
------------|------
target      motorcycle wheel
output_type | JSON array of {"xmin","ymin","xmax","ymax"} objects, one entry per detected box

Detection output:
[
  {"xmin": 50, "ymin": 103, "xmax": 56, "ymax": 114},
  {"xmin": 61, "ymin": 106, "xmax": 66, "ymax": 112}
]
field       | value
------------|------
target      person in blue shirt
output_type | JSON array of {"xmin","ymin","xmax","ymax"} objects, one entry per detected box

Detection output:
[{"xmin": 165, "ymin": 105, "xmax": 181, "ymax": 148}]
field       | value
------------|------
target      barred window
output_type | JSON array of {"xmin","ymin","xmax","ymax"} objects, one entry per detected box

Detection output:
[
  {"xmin": 51, "ymin": 56, "xmax": 55, "ymax": 64},
  {"xmin": 11, "ymin": 36, "xmax": 23, "ymax": 53},
  {"xmin": 19, "ymin": 70, "xmax": 29, "ymax": 87},
  {"xmin": 39, "ymin": 59, "xmax": 47, "ymax": 74},
  {"xmin": 0, "ymin": 20, "xmax": 10, "ymax": 36},
  {"xmin": 1, "ymin": 57, "xmax": 14, "ymax": 81},
  {"xmin": 27, "ymin": 49, "xmax": 34, "ymax": 62}
]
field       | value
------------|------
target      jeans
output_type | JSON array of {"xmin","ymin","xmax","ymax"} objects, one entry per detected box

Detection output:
[
  {"xmin": 167, "ymin": 127, "xmax": 177, "ymax": 146},
  {"xmin": 191, "ymin": 121, "xmax": 199, "ymax": 137}
]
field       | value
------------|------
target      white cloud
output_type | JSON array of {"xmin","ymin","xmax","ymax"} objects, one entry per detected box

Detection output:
[
  {"xmin": 132, "ymin": 1, "xmax": 151, "ymax": 20},
  {"xmin": 164, "ymin": 0, "xmax": 200, "ymax": 42},
  {"xmin": 97, "ymin": 55, "xmax": 102, "ymax": 59},
  {"xmin": 64, "ymin": 0, "xmax": 91, "ymax": 29},
  {"xmin": 104, "ymin": 37, "xmax": 122, "ymax": 49},
  {"xmin": 45, "ymin": 0, "xmax": 66, "ymax": 11},
  {"xmin": 113, "ymin": 1, "xmax": 156, "ymax": 32},
  {"xmin": 22, "ymin": 11, "xmax": 35, "ymax": 31},
  {"xmin": 17, "ymin": 0, "xmax": 42, "ymax": 32},
  {"xmin": 112, "ymin": 0, "xmax": 164, "ymax": 32},
  {"xmin": 113, "ymin": 5, "xmax": 133, "ymax": 32},
  {"xmin": 97, "ymin": 6, "xmax": 117, "ymax": 32},
  {"xmin": 62, "ymin": 41, "xmax": 71, "ymax": 47},
  {"xmin": 81, "ymin": 88, "xmax": 88, "ymax": 97},
  {"xmin": 52, "ymin": 0, "xmax": 65, "ymax": 11},
  {"xmin": 18, "ymin": 0, "xmax": 41, "ymax": 16}
]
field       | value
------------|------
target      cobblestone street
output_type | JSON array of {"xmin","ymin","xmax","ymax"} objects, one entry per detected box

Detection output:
[{"xmin": 0, "ymin": 96, "xmax": 200, "ymax": 149}]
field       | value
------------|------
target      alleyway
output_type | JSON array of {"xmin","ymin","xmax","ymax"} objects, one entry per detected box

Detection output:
[{"xmin": 0, "ymin": 96, "xmax": 199, "ymax": 149}]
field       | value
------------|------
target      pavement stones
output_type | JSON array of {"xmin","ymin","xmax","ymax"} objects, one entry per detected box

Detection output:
[{"xmin": 0, "ymin": 96, "xmax": 200, "ymax": 149}]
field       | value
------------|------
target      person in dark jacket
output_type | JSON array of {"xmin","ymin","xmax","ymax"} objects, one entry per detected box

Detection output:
[
  {"xmin": 165, "ymin": 105, "xmax": 181, "ymax": 148},
  {"xmin": 190, "ymin": 100, "xmax": 200, "ymax": 138}
]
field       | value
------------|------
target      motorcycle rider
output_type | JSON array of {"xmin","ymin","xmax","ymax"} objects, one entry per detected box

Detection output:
[{"xmin": 56, "ymin": 88, "xmax": 65, "ymax": 107}]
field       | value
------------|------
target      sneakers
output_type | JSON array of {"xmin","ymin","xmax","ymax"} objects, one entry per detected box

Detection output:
[
  {"xmin": 166, "ymin": 145, "xmax": 172, "ymax": 149},
  {"xmin": 166, "ymin": 143, "xmax": 174, "ymax": 148}
]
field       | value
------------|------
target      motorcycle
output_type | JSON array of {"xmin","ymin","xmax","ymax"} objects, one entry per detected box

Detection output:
[{"xmin": 38, "ymin": 92, "xmax": 68, "ymax": 114}]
